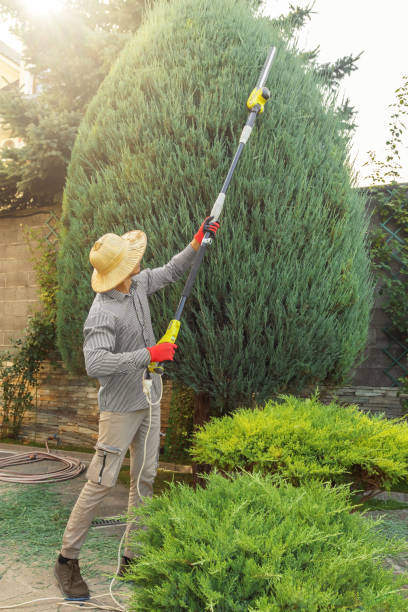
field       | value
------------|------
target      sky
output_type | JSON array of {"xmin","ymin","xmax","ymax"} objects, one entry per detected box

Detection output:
[
  {"xmin": 263, "ymin": 0, "xmax": 408, "ymax": 185},
  {"xmin": 1, "ymin": 0, "xmax": 407, "ymax": 186}
]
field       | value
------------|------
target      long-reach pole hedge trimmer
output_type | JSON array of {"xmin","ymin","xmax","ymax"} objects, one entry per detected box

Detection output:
[{"xmin": 148, "ymin": 46, "xmax": 277, "ymax": 375}]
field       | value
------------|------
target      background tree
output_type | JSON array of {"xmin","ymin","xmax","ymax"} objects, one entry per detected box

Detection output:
[
  {"xmin": 0, "ymin": 1, "xmax": 361, "ymax": 215},
  {"xmin": 56, "ymin": 0, "xmax": 373, "ymax": 420},
  {"xmin": 0, "ymin": 0, "xmax": 149, "ymax": 213}
]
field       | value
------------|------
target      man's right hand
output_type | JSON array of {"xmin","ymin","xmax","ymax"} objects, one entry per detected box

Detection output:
[{"xmin": 147, "ymin": 342, "xmax": 178, "ymax": 362}]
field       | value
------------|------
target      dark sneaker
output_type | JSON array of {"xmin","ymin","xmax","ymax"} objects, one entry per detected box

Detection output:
[{"xmin": 54, "ymin": 557, "xmax": 90, "ymax": 599}]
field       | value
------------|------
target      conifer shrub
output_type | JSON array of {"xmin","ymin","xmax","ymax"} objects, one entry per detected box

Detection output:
[
  {"xmin": 191, "ymin": 395, "xmax": 408, "ymax": 493},
  {"xmin": 162, "ymin": 381, "xmax": 194, "ymax": 464},
  {"xmin": 57, "ymin": 0, "xmax": 373, "ymax": 414},
  {"xmin": 124, "ymin": 472, "xmax": 408, "ymax": 610}
]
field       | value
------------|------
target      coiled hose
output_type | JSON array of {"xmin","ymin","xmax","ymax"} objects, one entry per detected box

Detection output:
[{"xmin": 0, "ymin": 443, "xmax": 86, "ymax": 483}]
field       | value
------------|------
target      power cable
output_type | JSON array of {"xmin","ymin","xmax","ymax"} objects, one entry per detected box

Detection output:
[{"xmin": 0, "ymin": 369, "xmax": 163, "ymax": 612}]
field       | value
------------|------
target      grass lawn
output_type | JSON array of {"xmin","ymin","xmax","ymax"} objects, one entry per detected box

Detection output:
[
  {"xmin": 0, "ymin": 468, "xmax": 194, "ymax": 579},
  {"xmin": 0, "ymin": 482, "xmax": 121, "ymax": 577}
]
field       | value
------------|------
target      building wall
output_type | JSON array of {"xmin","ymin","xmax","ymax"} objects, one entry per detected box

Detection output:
[
  {"xmin": 0, "ymin": 208, "xmax": 57, "ymax": 352},
  {"xmin": 0, "ymin": 50, "xmax": 19, "ymax": 92}
]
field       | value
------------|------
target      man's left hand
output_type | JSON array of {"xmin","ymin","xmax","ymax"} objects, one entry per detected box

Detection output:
[{"xmin": 194, "ymin": 216, "xmax": 221, "ymax": 244}]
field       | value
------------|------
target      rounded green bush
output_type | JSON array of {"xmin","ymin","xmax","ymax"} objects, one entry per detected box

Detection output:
[
  {"xmin": 124, "ymin": 472, "xmax": 407, "ymax": 610},
  {"xmin": 57, "ymin": 0, "xmax": 373, "ymax": 414},
  {"xmin": 191, "ymin": 394, "xmax": 408, "ymax": 492}
]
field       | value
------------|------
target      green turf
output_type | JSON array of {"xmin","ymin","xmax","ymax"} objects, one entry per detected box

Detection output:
[
  {"xmin": 353, "ymin": 496, "xmax": 408, "ymax": 512},
  {"xmin": 0, "ymin": 483, "xmax": 122, "ymax": 577},
  {"xmin": 0, "ymin": 466, "xmax": 194, "ymax": 578},
  {"xmin": 373, "ymin": 515, "xmax": 408, "ymax": 546}
]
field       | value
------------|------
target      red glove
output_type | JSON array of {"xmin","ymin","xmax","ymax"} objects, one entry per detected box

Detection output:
[
  {"xmin": 147, "ymin": 342, "xmax": 178, "ymax": 362},
  {"xmin": 194, "ymin": 216, "xmax": 220, "ymax": 244}
]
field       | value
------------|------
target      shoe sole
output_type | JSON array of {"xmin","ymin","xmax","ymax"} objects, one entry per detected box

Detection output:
[{"xmin": 54, "ymin": 567, "xmax": 90, "ymax": 600}]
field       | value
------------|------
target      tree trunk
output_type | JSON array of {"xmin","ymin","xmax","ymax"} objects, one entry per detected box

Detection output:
[{"xmin": 192, "ymin": 391, "xmax": 212, "ymax": 488}]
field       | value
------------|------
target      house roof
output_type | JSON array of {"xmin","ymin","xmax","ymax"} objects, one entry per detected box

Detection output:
[{"xmin": 0, "ymin": 40, "xmax": 21, "ymax": 66}]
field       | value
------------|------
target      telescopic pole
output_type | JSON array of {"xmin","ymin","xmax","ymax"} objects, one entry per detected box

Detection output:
[{"xmin": 149, "ymin": 46, "xmax": 277, "ymax": 374}]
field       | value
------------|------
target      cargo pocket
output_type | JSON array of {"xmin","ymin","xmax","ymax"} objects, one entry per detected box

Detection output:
[{"xmin": 87, "ymin": 443, "xmax": 123, "ymax": 487}]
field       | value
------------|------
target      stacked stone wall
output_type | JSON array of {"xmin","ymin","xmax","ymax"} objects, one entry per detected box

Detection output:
[
  {"xmin": 301, "ymin": 385, "xmax": 407, "ymax": 420},
  {"xmin": 0, "ymin": 360, "xmax": 173, "ymax": 449}
]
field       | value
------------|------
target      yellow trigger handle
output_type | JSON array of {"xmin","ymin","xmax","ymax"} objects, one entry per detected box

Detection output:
[
  {"xmin": 246, "ymin": 86, "xmax": 270, "ymax": 113},
  {"xmin": 148, "ymin": 319, "xmax": 180, "ymax": 374}
]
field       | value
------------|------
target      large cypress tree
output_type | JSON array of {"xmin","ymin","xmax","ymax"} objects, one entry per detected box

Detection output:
[{"xmin": 57, "ymin": 0, "xmax": 373, "ymax": 415}]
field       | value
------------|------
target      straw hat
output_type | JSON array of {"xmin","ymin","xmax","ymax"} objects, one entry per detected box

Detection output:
[{"xmin": 89, "ymin": 231, "xmax": 147, "ymax": 292}]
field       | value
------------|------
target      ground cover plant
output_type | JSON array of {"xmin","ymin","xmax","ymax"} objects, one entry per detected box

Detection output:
[
  {"xmin": 57, "ymin": 0, "xmax": 373, "ymax": 417},
  {"xmin": 124, "ymin": 471, "xmax": 408, "ymax": 611},
  {"xmin": 191, "ymin": 395, "xmax": 408, "ymax": 495}
]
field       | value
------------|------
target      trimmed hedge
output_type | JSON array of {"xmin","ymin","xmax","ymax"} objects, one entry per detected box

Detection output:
[
  {"xmin": 190, "ymin": 395, "xmax": 408, "ymax": 492},
  {"xmin": 124, "ymin": 472, "xmax": 408, "ymax": 610}
]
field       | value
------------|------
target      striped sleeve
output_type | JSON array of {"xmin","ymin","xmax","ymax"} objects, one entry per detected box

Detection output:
[
  {"xmin": 139, "ymin": 244, "xmax": 196, "ymax": 296},
  {"xmin": 83, "ymin": 311, "xmax": 150, "ymax": 377}
]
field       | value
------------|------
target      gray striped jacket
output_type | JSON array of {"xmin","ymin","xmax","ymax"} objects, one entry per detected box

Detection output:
[{"xmin": 83, "ymin": 244, "xmax": 196, "ymax": 412}]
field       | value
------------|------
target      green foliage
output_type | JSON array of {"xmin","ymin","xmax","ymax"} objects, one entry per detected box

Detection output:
[
  {"xmin": 0, "ymin": 234, "xmax": 57, "ymax": 438},
  {"xmin": 124, "ymin": 471, "xmax": 408, "ymax": 610},
  {"xmin": 57, "ymin": 0, "xmax": 373, "ymax": 416},
  {"xmin": 162, "ymin": 381, "xmax": 194, "ymax": 464},
  {"xmin": 25, "ymin": 227, "xmax": 59, "ymax": 321},
  {"xmin": 0, "ymin": 0, "xmax": 148, "ymax": 212},
  {"xmin": 370, "ymin": 184, "xmax": 408, "ymax": 334},
  {"xmin": 0, "ymin": 314, "xmax": 56, "ymax": 438},
  {"xmin": 366, "ymin": 75, "xmax": 408, "ymax": 395},
  {"xmin": 190, "ymin": 395, "xmax": 408, "ymax": 493}
]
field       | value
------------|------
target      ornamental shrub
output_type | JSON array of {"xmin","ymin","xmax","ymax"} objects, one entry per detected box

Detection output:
[
  {"xmin": 57, "ymin": 0, "xmax": 373, "ymax": 414},
  {"xmin": 191, "ymin": 395, "xmax": 408, "ymax": 493},
  {"xmin": 124, "ymin": 472, "xmax": 408, "ymax": 610}
]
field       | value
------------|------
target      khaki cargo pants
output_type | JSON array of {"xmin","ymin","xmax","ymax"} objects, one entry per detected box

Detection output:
[{"xmin": 61, "ymin": 406, "xmax": 160, "ymax": 560}]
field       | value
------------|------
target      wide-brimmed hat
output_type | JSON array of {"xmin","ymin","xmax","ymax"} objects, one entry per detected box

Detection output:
[{"xmin": 89, "ymin": 231, "xmax": 147, "ymax": 292}]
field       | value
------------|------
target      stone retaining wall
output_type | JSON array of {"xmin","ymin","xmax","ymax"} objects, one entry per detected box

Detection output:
[
  {"xmin": 0, "ymin": 360, "xmax": 173, "ymax": 449},
  {"xmin": 1, "ymin": 358, "xmax": 407, "ymax": 452},
  {"xmin": 307, "ymin": 385, "xmax": 407, "ymax": 420}
]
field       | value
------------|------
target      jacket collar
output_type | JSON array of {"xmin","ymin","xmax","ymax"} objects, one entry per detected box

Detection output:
[{"xmin": 104, "ymin": 279, "xmax": 137, "ymax": 302}]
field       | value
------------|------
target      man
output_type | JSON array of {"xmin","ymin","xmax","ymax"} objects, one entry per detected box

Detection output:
[{"xmin": 54, "ymin": 216, "xmax": 220, "ymax": 600}]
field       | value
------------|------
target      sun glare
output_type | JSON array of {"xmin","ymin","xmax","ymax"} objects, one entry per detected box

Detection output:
[{"xmin": 25, "ymin": 0, "xmax": 64, "ymax": 16}]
